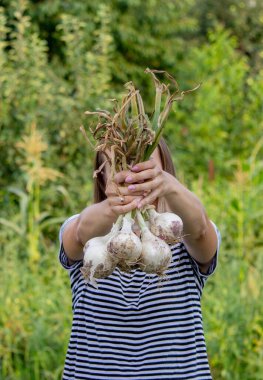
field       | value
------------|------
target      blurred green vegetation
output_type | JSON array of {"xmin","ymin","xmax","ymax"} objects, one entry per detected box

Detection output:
[{"xmin": 0, "ymin": 0, "xmax": 262, "ymax": 379}]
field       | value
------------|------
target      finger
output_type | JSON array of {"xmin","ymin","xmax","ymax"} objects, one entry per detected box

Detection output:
[
  {"xmin": 105, "ymin": 181, "xmax": 120, "ymax": 197},
  {"xmin": 110, "ymin": 195, "xmax": 140, "ymax": 206},
  {"xmin": 114, "ymin": 170, "xmax": 132, "ymax": 184},
  {"xmin": 107, "ymin": 184, "xmax": 145, "ymax": 197},
  {"xmin": 126, "ymin": 178, "xmax": 160, "ymax": 193},
  {"xmin": 130, "ymin": 158, "xmax": 155, "ymax": 173},
  {"xmin": 143, "ymin": 190, "xmax": 151, "ymax": 196},
  {"xmin": 118, "ymin": 186, "xmax": 147, "ymax": 197},
  {"xmin": 124, "ymin": 167, "xmax": 162, "ymax": 184},
  {"xmin": 137, "ymin": 189, "xmax": 160, "ymax": 209},
  {"xmin": 113, "ymin": 198, "xmax": 142, "ymax": 215}
]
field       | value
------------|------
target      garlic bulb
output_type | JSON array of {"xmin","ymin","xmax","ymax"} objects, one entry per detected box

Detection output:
[
  {"xmin": 107, "ymin": 213, "xmax": 142, "ymax": 271},
  {"xmin": 148, "ymin": 208, "xmax": 183, "ymax": 244},
  {"xmin": 80, "ymin": 216, "xmax": 122, "ymax": 286},
  {"xmin": 136, "ymin": 210, "xmax": 172, "ymax": 275}
]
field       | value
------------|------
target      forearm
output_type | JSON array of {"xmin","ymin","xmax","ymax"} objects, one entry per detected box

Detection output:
[
  {"xmin": 62, "ymin": 199, "xmax": 117, "ymax": 261},
  {"xmin": 164, "ymin": 175, "xmax": 217, "ymax": 266},
  {"xmin": 164, "ymin": 176, "xmax": 208, "ymax": 239}
]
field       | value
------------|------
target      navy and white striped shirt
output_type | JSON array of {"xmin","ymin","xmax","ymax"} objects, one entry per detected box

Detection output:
[{"xmin": 59, "ymin": 215, "xmax": 220, "ymax": 380}]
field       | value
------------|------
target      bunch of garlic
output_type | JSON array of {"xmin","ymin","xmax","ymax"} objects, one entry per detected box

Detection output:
[{"xmin": 80, "ymin": 210, "xmax": 183, "ymax": 286}]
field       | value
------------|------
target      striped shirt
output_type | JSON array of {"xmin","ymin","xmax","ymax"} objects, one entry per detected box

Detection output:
[{"xmin": 59, "ymin": 215, "xmax": 220, "ymax": 380}]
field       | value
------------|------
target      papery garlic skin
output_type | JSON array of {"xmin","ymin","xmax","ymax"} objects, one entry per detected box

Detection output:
[
  {"xmin": 80, "ymin": 216, "xmax": 123, "ymax": 286},
  {"xmin": 140, "ymin": 229, "xmax": 172, "ymax": 274},
  {"xmin": 136, "ymin": 210, "xmax": 172, "ymax": 275},
  {"xmin": 148, "ymin": 209, "xmax": 183, "ymax": 244},
  {"xmin": 107, "ymin": 214, "xmax": 142, "ymax": 271},
  {"xmin": 80, "ymin": 237, "xmax": 117, "ymax": 287}
]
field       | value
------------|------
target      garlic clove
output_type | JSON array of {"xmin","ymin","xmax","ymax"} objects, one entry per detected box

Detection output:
[
  {"xmin": 139, "ymin": 229, "xmax": 172, "ymax": 275},
  {"xmin": 148, "ymin": 209, "xmax": 183, "ymax": 244},
  {"xmin": 107, "ymin": 214, "xmax": 142, "ymax": 269},
  {"xmin": 136, "ymin": 210, "xmax": 172, "ymax": 275},
  {"xmin": 80, "ymin": 216, "xmax": 123, "ymax": 286},
  {"xmin": 81, "ymin": 237, "xmax": 117, "ymax": 287}
]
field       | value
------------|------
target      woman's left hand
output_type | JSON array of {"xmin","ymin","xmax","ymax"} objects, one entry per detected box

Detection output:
[{"xmin": 114, "ymin": 158, "xmax": 175, "ymax": 209}]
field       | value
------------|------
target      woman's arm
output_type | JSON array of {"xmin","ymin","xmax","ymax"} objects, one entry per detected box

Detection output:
[
  {"xmin": 163, "ymin": 175, "xmax": 218, "ymax": 272},
  {"xmin": 62, "ymin": 200, "xmax": 117, "ymax": 262},
  {"xmin": 61, "ymin": 181, "xmax": 143, "ymax": 262}
]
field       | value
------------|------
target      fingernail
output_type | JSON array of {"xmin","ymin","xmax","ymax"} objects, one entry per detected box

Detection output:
[
  {"xmin": 125, "ymin": 176, "xmax": 133, "ymax": 183},
  {"xmin": 128, "ymin": 185, "xmax": 136, "ymax": 191},
  {"xmin": 137, "ymin": 201, "xmax": 143, "ymax": 208},
  {"xmin": 132, "ymin": 166, "xmax": 139, "ymax": 171}
]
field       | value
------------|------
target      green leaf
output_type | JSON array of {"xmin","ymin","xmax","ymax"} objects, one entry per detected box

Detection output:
[{"xmin": 0, "ymin": 218, "xmax": 23, "ymax": 235}]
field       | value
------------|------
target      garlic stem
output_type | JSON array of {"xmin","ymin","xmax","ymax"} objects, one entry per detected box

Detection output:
[
  {"xmin": 135, "ymin": 210, "xmax": 147, "ymax": 233},
  {"xmin": 107, "ymin": 212, "xmax": 142, "ymax": 272}
]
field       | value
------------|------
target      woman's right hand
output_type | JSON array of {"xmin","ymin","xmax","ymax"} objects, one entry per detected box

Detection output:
[{"xmin": 105, "ymin": 177, "xmax": 143, "ymax": 216}]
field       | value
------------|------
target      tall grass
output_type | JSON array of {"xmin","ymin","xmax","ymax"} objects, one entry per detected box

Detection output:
[
  {"xmin": 191, "ymin": 139, "xmax": 263, "ymax": 379},
  {"xmin": 0, "ymin": 141, "xmax": 262, "ymax": 379},
  {"xmin": 0, "ymin": 125, "xmax": 71, "ymax": 379},
  {"xmin": 0, "ymin": 251, "xmax": 71, "ymax": 380}
]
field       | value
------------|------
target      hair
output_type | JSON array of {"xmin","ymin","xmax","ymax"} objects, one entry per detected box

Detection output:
[{"xmin": 93, "ymin": 137, "xmax": 176, "ymax": 206}]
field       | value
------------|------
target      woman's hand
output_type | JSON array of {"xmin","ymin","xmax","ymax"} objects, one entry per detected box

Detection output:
[
  {"xmin": 105, "ymin": 177, "xmax": 144, "ymax": 215},
  {"xmin": 114, "ymin": 158, "xmax": 176, "ymax": 209}
]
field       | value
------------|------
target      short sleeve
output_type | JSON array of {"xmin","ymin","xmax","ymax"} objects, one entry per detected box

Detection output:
[
  {"xmin": 58, "ymin": 214, "xmax": 83, "ymax": 271},
  {"xmin": 187, "ymin": 221, "xmax": 221, "ymax": 283}
]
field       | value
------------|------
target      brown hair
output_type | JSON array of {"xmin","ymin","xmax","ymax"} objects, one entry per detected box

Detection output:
[{"xmin": 93, "ymin": 137, "xmax": 176, "ymax": 204}]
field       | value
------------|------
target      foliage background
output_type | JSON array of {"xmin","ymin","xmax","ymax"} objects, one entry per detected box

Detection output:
[{"xmin": 0, "ymin": 0, "xmax": 262, "ymax": 379}]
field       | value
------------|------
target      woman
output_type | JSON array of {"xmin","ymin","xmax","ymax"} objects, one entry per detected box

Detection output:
[{"xmin": 59, "ymin": 138, "xmax": 220, "ymax": 379}]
